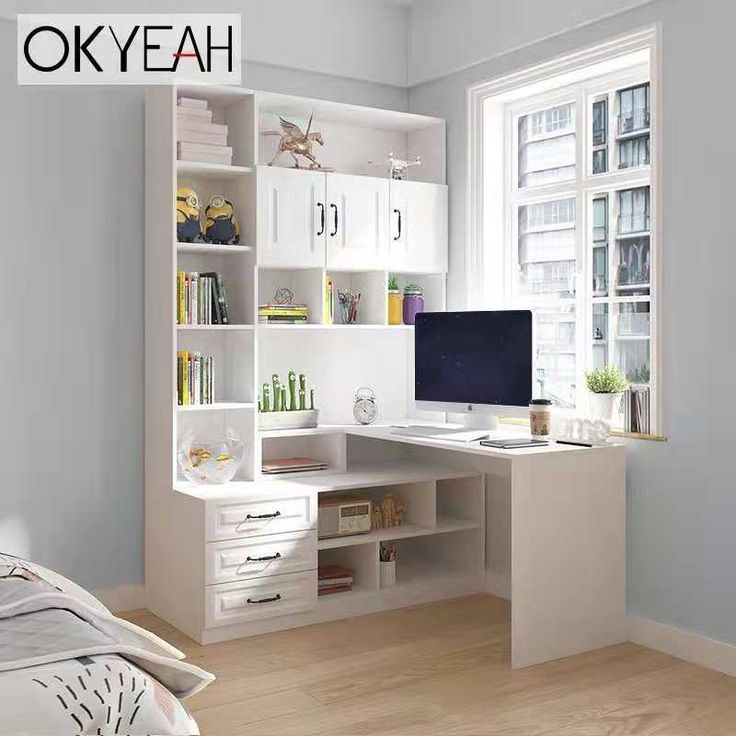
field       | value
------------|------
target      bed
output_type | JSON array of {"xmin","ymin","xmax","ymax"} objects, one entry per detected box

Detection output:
[{"xmin": 0, "ymin": 554, "xmax": 214, "ymax": 735}]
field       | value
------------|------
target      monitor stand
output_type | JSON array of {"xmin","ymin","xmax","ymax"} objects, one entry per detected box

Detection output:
[{"xmin": 459, "ymin": 412, "xmax": 500, "ymax": 431}]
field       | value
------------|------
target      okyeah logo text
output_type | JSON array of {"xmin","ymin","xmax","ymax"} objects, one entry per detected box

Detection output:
[{"xmin": 17, "ymin": 14, "xmax": 241, "ymax": 85}]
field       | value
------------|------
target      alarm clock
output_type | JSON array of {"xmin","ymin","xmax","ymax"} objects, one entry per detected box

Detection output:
[{"xmin": 353, "ymin": 387, "xmax": 378, "ymax": 425}]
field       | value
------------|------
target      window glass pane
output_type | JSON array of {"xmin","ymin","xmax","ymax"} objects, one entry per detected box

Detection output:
[
  {"xmin": 517, "ymin": 198, "xmax": 577, "ymax": 407},
  {"xmin": 617, "ymin": 83, "xmax": 650, "ymax": 134},
  {"xmin": 615, "ymin": 302, "xmax": 651, "ymax": 384},
  {"xmin": 592, "ymin": 303, "xmax": 608, "ymax": 368},
  {"xmin": 616, "ymin": 186, "xmax": 650, "ymax": 296},
  {"xmin": 592, "ymin": 99, "xmax": 607, "ymax": 146},
  {"xmin": 619, "ymin": 135, "xmax": 649, "ymax": 169},
  {"xmin": 592, "ymin": 97, "xmax": 608, "ymax": 174},
  {"xmin": 518, "ymin": 102, "xmax": 575, "ymax": 187},
  {"xmin": 592, "ymin": 196, "xmax": 608, "ymax": 296}
]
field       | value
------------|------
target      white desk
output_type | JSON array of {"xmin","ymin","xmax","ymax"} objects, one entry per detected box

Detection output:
[
  {"xmin": 150, "ymin": 423, "xmax": 626, "ymax": 667},
  {"xmin": 344, "ymin": 424, "xmax": 627, "ymax": 668}
]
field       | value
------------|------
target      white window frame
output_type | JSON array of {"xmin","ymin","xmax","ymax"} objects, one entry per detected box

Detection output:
[{"xmin": 467, "ymin": 27, "xmax": 662, "ymax": 434}]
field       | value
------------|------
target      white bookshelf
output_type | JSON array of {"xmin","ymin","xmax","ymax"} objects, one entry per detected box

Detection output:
[{"xmin": 145, "ymin": 84, "xmax": 465, "ymax": 645}]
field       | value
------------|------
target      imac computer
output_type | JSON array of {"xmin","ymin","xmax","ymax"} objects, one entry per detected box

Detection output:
[{"xmin": 410, "ymin": 310, "xmax": 533, "ymax": 433}]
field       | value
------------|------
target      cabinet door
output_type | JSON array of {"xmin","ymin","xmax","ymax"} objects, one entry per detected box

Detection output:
[
  {"xmin": 326, "ymin": 173, "xmax": 389, "ymax": 270},
  {"xmin": 257, "ymin": 166, "xmax": 326, "ymax": 268},
  {"xmin": 388, "ymin": 180, "xmax": 448, "ymax": 273}
]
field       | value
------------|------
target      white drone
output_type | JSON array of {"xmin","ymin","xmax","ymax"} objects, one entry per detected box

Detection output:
[{"xmin": 369, "ymin": 152, "xmax": 422, "ymax": 180}]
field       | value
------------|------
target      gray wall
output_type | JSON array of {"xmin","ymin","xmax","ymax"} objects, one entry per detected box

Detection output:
[
  {"xmin": 409, "ymin": 0, "xmax": 736, "ymax": 644},
  {"xmin": 0, "ymin": 17, "xmax": 406, "ymax": 592}
]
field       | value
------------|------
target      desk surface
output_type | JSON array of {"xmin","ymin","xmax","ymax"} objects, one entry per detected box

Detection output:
[{"xmin": 347, "ymin": 424, "xmax": 621, "ymax": 460}]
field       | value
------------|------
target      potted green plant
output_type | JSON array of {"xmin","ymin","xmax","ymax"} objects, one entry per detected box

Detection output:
[
  {"xmin": 585, "ymin": 365, "xmax": 627, "ymax": 423},
  {"xmin": 387, "ymin": 276, "xmax": 402, "ymax": 325}
]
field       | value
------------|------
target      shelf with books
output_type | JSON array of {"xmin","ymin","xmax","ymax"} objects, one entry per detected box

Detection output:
[
  {"xmin": 176, "ymin": 260, "xmax": 255, "ymax": 326},
  {"xmin": 178, "ymin": 328, "xmax": 255, "ymax": 406}
]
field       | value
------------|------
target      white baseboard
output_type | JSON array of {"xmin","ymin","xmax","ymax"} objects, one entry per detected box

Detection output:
[
  {"xmin": 93, "ymin": 583, "xmax": 145, "ymax": 613},
  {"xmin": 629, "ymin": 616, "xmax": 736, "ymax": 677}
]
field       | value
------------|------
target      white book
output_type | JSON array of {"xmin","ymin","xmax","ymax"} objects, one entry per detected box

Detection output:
[
  {"xmin": 177, "ymin": 128, "xmax": 228, "ymax": 146},
  {"xmin": 178, "ymin": 151, "xmax": 233, "ymax": 165},
  {"xmin": 178, "ymin": 97, "xmax": 208, "ymax": 110},
  {"xmin": 178, "ymin": 141, "xmax": 232, "ymax": 155},
  {"xmin": 177, "ymin": 107, "xmax": 213, "ymax": 123}
]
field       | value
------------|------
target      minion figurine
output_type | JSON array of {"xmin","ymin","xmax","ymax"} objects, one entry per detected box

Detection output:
[
  {"xmin": 176, "ymin": 187, "xmax": 201, "ymax": 242},
  {"xmin": 203, "ymin": 195, "xmax": 240, "ymax": 245}
]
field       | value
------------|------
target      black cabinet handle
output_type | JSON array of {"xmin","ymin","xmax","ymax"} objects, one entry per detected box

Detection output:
[
  {"xmin": 246, "ymin": 552, "xmax": 282, "ymax": 563},
  {"xmin": 393, "ymin": 208, "xmax": 402, "ymax": 241},
  {"xmin": 330, "ymin": 203, "xmax": 338, "ymax": 236},
  {"xmin": 245, "ymin": 511, "xmax": 281, "ymax": 520},
  {"xmin": 246, "ymin": 594, "xmax": 282, "ymax": 605},
  {"xmin": 317, "ymin": 202, "xmax": 325, "ymax": 235}
]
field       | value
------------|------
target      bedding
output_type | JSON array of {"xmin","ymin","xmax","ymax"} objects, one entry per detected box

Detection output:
[{"xmin": 0, "ymin": 554, "xmax": 214, "ymax": 735}]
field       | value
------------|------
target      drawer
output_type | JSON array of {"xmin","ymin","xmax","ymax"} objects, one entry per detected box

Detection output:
[
  {"xmin": 206, "ymin": 492, "xmax": 317, "ymax": 541},
  {"xmin": 205, "ymin": 571, "xmax": 316, "ymax": 628},
  {"xmin": 206, "ymin": 531, "xmax": 317, "ymax": 584}
]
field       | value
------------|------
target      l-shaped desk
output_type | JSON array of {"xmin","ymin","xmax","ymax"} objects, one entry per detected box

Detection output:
[
  {"xmin": 150, "ymin": 423, "xmax": 626, "ymax": 668},
  {"xmin": 344, "ymin": 425, "xmax": 627, "ymax": 668}
]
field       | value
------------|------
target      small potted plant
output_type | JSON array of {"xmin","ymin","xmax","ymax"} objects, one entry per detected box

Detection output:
[
  {"xmin": 402, "ymin": 282, "xmax": 424, "ymax": 325},
  {"xmin": 585, "ymin": 365, "xmax": 627, "ymax": 423},
  {"xmin": 387, "ymin": 276, "xmax": 402, "ymax": 325}
]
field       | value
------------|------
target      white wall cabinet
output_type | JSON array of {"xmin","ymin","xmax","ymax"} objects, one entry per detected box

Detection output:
[
  {"xmin": 326, "ymin": 173, "xmax": 389, "ymax": 270},
  {"xmin": 388, "ymin": 180, "xmax": 448, "ymax": 273},
  {"xmin": 257, "ymin": 166, "xmax": 326, "ymax": 268},
  {"xmin": 258, "ymin": 169, "xmax": 447, "ymax": 273}
]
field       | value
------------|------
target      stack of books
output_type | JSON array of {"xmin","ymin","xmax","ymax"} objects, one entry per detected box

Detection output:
[
  {"xmin": 317, "ymin": 565, "xmax": 354, "ymax": 596},
  {"xmin": 261, "ymin": 457, "xmax": 328, "ymax": 475},
  {"xmin": 258, "ymin": 302, "xmax": 308, "ymax": 325},
  {"xmin": 624, "ymin": 386, "xmax": 650, "ymax": 434},
  {"xmin": 177, "ymin": 271, "xmax": 229, "ymax": 325},
  {"xmin": 177, "ymin": 351, "xmax": 215, "ymax": 406},
  {"xmin": 176, "ymin": 97, "xmax": 233, "ymax": 165}
]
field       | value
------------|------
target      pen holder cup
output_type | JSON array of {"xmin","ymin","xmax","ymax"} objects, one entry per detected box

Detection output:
[{"xmin": 380, "ymin": 560, "xmax": 396, "ymax": 588}]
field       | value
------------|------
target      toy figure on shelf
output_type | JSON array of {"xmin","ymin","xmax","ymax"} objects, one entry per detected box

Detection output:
[
  {"xmin": 372, "ymin": 493, "xmax": 405, "ymax": 529},
  {"xmin": 261, "ymin": 111, "xmax": 331, "ymax": 170},
  {"xmin": 176, "ymin": 187, "xmax": 202, "ymax": 242},
  {"xmin": 203, "ymin": 195, "xmax": 240, "ymax": 245}
]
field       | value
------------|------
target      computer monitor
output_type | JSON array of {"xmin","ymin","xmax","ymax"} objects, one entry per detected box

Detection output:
[{"xmin": 414, "ymin": 310, "xmax": 533, "ymax": 428}]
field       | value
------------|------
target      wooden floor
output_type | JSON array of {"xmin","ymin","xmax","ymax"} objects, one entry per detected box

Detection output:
[{"xmin": 124, "ymin": 596, "xmax": 736, "ymax": 736}]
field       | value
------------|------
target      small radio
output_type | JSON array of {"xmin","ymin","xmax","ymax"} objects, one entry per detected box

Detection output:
[{"xmin": 318, "ymin": 494, "xmax": 372, "ymax": 539}]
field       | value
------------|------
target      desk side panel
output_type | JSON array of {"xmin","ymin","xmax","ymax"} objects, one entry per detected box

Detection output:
[{"xmin": 511, "ymin": 446, "xmax": 627, "ymax": 668}]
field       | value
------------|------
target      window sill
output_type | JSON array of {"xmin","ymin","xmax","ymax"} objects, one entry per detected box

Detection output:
[{"xmin": 498, "ymin": 417, "xmax": 666, "ymax": 442}]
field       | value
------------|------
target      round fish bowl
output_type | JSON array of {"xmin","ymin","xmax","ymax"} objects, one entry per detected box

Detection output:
[{"xmin": 177, "ymin": 436, "xmax": 244, "ymax": 484}]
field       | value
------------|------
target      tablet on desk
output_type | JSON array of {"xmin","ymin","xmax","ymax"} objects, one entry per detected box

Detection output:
[{"xmin": 479, "ymin": 438, "xmax": 549, "ymax": 449}]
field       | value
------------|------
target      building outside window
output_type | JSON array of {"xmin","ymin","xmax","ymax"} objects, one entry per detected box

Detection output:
[{"xmin": 474, "ymin": 39, "xmax": 657, "ymax": 432}]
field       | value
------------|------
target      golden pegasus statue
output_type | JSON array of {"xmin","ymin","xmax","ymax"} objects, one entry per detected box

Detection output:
[{"xmin": 261, "ymin": 111, "xmax": 328, "ymax": 169}]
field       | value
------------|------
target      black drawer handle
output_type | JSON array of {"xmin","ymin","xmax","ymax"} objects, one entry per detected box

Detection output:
[
  {"xmin": 246, "ymin": 552, "xmax": 282, "ymax": 563},
  {"xmin": 317, "ymin": 202, "xmax": 325, "ymax": 235},
  {"xmin": 330, "ymin": 203, "xmax": 338, "ymax": 236},
  {"xmin": 245, "ymin": 511, "xmax": 281, "ymax": 520},
  {"xmin": 246, "ymin": 593, "xmax": 282, "ymax": 605}
]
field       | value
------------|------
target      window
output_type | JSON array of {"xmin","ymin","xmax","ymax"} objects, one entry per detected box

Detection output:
[{"xmin": 471, "ymin": 34, "xmax": 658, "ymax": 432}]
